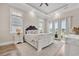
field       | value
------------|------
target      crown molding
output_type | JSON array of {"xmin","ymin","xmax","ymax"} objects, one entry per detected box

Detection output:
[{"xmin": 26, "ymin": 3, "xmax": 69, "ymax": 15}]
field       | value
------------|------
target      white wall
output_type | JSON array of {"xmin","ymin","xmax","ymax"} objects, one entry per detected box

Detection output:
[
  {"xmin": 23, "ymin": 11, "xmax": 39, "ymax": 29},
  {"xmin": 0, "ymin": 4, "xmax": 13, "ymax": 45}
]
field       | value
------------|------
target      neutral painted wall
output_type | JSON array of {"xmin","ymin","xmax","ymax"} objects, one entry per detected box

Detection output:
[
  {"xmin": 23, "ymin": 12, "xmax": 39, "ymax": 30},
  {"xmin": 0, "ymin": 4, "xmax": 13, "ymax": 45}
]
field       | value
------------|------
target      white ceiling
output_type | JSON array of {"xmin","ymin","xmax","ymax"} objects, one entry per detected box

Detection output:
[
  {"xmin": 8, "ymin": 3, "xmax": 79, "ymax": 19},
  {"xmin": 27, "ymin": 3, "xmax": 68, "ymax": 15}
]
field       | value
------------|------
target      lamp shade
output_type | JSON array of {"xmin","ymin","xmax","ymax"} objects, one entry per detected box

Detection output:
[{"xmin": 16, "ymin": 27, "xmax": 21, "ymax": 35}]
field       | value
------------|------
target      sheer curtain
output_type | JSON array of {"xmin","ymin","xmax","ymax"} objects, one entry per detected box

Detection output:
[
  {"xmin": 48, "ymin": 21, "xmax": 53, "ymax": 33},
  {"xmin": 38, "ymin": 19, "xmax": 44, "ymax": 33},
  {"xmin": 52, "ymin": 16, "xmax": 72, "ymax": 39}
]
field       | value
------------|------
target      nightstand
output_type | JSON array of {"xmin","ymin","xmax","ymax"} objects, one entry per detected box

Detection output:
[{"xmin": 14, "ymin": 34, "xmax": 23, "ymax": 44}]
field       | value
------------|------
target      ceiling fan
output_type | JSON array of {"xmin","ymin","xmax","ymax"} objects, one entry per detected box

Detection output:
[{"xmin": 40, "ymin": 3, "xmax": 48, "ymax": 6}]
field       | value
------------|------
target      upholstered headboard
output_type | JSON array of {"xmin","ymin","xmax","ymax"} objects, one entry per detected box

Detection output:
[{"xmin": 25, "ymin": 26, "xmax": 38, "ymax": 34}]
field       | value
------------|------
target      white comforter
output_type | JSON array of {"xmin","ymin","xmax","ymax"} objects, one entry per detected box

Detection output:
[{"xmin": 25, "ymin": 33, "xmax": 54, "ymax": 51}]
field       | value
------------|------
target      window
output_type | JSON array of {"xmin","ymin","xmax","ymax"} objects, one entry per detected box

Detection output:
[
  {"xmin": 53, "ymin": 18, "xmax": 67, "ymax": 35},
  {"xmin": 61, "ymin": 19, "xmax": 66, "ymax": 33},
  {"xmin": 55, "ymin": 21, "xmax": 58, "ymax": 32},
  {"xmin": 48, "ymin": 22, "xmax": 53, "ymax": 33},
  {"xmin": 10, "ymin": 12, "xmax": 23, "ymax": 34},
  {"xmin": 38, "ymin": 19, "xmax": 44, "ymax": 33}
]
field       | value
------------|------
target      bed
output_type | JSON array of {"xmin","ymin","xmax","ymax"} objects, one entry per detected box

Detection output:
[{"xmin": 25, "ymin": 33, "xmax": 54, "ymax": 51}]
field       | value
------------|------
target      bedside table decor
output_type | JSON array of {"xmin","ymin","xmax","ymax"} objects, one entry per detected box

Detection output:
[
  {"xmin": 16, "ymin": 27, "xmax": 22, "ymax": 44},
  {"xmin": 73, "ymin": 27, "xmax": 79, "ymax": 34}
]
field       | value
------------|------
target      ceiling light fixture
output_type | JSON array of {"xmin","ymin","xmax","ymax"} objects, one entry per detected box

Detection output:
[{"xmin": 40, "ymin": 3, "xmax": 48, "ymax": 6}]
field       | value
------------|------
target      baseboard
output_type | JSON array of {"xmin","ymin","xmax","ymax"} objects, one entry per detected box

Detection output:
[{"xmin": 0, "ymin": 41, "xmax": 14, "ymax": 46}]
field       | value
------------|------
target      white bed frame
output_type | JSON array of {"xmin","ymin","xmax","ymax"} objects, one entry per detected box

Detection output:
[{"xmin": 25, "ymin": 33, "xmax": 54, "ymax": 51}]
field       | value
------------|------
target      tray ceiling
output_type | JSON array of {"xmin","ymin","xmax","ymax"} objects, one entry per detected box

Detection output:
[{"xmin": 27, "ymin": 3, "xmax": 68, "ymax": 15}]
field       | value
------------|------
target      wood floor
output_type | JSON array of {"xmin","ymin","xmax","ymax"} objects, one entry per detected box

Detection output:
[
  {"xmin": 0, "ymin": 44, "xmax": 17, "ymax": 55},
  {"xmin": 0, "ymin": 40, "xmax": 65, "ymax": 56}
]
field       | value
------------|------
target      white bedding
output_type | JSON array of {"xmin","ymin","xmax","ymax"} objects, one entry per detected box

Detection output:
[{"xmin": 25, "ymin": 33, "xmax": 54, "ymax": 51}]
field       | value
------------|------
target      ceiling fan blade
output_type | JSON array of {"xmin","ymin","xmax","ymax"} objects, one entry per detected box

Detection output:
[
  {"xmin": 40, "ymin": 3, "xmax": 48, "ymax": 6},
  {"xmin": 45, "ymin": 3, "xmax": 48, "ymax": 6},
  {"xmin": 40, "ymin": 3, "xmax": 43, "ymax": 6}
]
